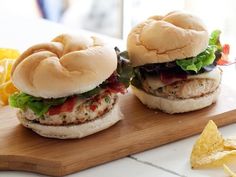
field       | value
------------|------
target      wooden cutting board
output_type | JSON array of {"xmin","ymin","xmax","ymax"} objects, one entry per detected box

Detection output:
[{"xmin": 1, "ymin": 79, "xmax": 236, "ymax": 176}]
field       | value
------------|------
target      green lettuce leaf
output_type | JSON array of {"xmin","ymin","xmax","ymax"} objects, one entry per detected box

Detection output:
[
  {"xmin": 9, "ymin": 93, "xmax": 31, "ymax": 110},
  {"xmin": 176, "ymin": 30, "xmax": 222, "ymax": 73},
  {"xmin": 176, "ymin": 45, "xmax": 217, "ymax": 73},
  {"xmin": 209, "ymin": 30, "xmax": 222, "ymax": 51},
  {"xmin": 9, "ymin": 93, "xmax": 67, "ymax": 116}
]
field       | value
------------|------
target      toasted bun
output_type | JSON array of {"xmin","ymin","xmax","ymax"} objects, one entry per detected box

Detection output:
[
  {"xmin": 131, "ymin": 85, "xmax": 220, "ymax": 114},
  {"xmin": 127, "ymin": 11, "xmax": 209, "ymax": 67},
  {"xmin": 17, "ymin": 101, "xmax": 122, "ymax": 139},
  {"xmin": 11, "ymin": 34, "xmax": 117, "ymax": 98}
]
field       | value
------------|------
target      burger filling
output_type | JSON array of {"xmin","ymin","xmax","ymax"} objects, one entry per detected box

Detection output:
[
  {"xmin": 18, "ymin": 90, "xmax": 118, "ymax": 125},
  {"xmin": 9, "ymin": 48, "xmax": 133, "ymax": 125},
  {"xmin": 131, "ymin": 30, "xmax": 228, "ymax": 99},
  {"xmin": 142, "ymin": 65, "xmax": 222, "ymax": 99}
]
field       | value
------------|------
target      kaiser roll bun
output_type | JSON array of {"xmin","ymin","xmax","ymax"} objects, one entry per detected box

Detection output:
[
  {"xmin": 127, "ymin": 11, "xmax": 209, "ymax": 67},
  {"xmin": 11, "ymin": 34, "xmax": 117, "ymax": 98}
]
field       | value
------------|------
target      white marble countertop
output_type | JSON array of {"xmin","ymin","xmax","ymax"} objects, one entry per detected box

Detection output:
[{"xmin": 1, "ymin": 17, "xmax": 236, "ymax": 177}]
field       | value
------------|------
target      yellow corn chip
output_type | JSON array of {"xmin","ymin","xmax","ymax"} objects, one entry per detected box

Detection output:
[
  {"xmin": 0, "ymin": 80, "xmax": 18, "ymax": 105},
  {"xmin": 0, "ymin": 48, "xmax": 20, "ymax": 60},
  {"xmin": 191, "ymin": 120, "xmax": 236, "ymax": 169},
  {"xmin": 191, "ymin": 120, "xmax": 236, "ymax": 171},
  {"xmin": 224, "ymin": 139, "xmax": 236, "ymax": 150},
  {"xmin": 194, "ymin": 150, "xmax": 236, "ymax": 168},
  {"xmin": 0, "ymin": 59, "xmax": 8, "ymax": 84},
  {"xmin": 223, "ymin": 164, "xmax": 236, "ymax": 177},
  {"xmin": 0, "ymin": 59, "xmax": 15, "ymax": 84},
  {"xmin": 0, "ymin": 48, "xmax": 20, "ymax": 106},
  {"xmin": 191, "ymin": 120, "xmax": 225, "ymax": 168}
]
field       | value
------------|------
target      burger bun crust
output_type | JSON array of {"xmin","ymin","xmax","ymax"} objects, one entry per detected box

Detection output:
[
  {"xmin": 12, "ymin": 34, "xmax": 117, "ymax": 98},
  {"xmin": 127, "ymin": 11, "xmax": 209, "ymax": 67},
  {"xmin": 131, "ymin": 85, "xmax": 220, "ymax": 114}
]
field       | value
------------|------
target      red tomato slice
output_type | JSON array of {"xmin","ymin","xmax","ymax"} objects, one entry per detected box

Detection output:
[
  {"xmin": 217, "ymin": 44, "xmax": 235, "ymax": 66},
  {"xmin": 223, "ymin": 44, "xmax": 230, "ymax": 55},
  {"xmin": 217, "ymin": 56, "xmax": 229, "ymax": 65},
  {"xmin": 48, "ymin": 96, "xmax": 77, "ymax": 116}
]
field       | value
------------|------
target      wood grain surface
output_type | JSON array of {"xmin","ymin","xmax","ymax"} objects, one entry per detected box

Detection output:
[{"xmin": 1, "ymin": 82, "xmax": 236, "ymax": 176}]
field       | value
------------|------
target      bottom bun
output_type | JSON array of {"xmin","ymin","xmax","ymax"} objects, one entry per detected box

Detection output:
[
  {"xmin": 131, "ymin": 85, "xmax": 220, "ymax": 114},
  {"xmin": 17, "ymin": 102, "xmax": 122, "ymax": 139}
]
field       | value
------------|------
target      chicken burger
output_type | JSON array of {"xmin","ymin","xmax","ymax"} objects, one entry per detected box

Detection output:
[
  {"xmin": 9, "ymin": 34, "xmax": 132, "ymax": 139},
  {"xmin": 127, "ymin": 11, "xmax": 224, "ymax": 114}
]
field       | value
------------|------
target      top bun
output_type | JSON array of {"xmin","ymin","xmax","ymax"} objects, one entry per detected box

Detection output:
[
  {"xmin": 127, "ymin": 11, "xmax": 209, "ymax": 67},
  {"xmin": 11, "ymin": 34, "xmax": 117, "ymax": 98}
]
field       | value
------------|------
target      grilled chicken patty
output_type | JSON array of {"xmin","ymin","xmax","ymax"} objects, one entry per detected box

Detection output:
[
  {"xmin": 19, "ymin": 90, "xmax": 118, "ymax": 125},
  {"xmin": 141, "ymin": 67, "xmax": 222, "ymax": 100},
  {"xmin": 143, "ymin": 78, "xmax": 219, "ymax": 99}
]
